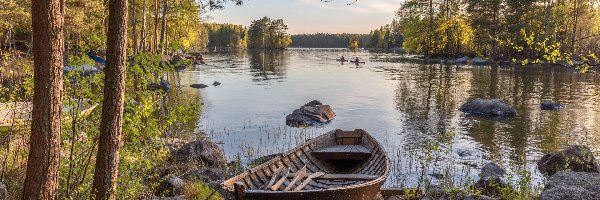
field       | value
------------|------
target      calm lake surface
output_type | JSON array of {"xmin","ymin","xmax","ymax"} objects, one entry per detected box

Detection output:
[{"xmin": 181, "ymin": 49, "xmax": 600, "ymax": 187}]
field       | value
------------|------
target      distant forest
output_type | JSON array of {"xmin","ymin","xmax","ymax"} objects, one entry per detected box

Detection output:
[{"xmin": 289, "ymin": 33, "xmax": 370, "ymax": 48}]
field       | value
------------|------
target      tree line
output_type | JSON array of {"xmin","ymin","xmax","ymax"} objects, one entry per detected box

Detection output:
[
  {"xmin": 205, "ymin": 23, "xmax": 248, "ymax": 49},
  {"xmin": 395, "ymin": 0, "xmax": 600, "ymax": 66},
  {"xmin": 289, "ymin": 33, "xmax": 370, "ymax": 48},
  {"xmin": 367, "ymin": 19, "xmax": 404, "ymax": 49}
]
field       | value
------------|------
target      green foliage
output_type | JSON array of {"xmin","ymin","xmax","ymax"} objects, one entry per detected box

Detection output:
[
  {"xmin": 205, "ymin": 23, "xmax": 248, "ymax": 49},
  {"xmin": 247, "ymin": 17, "xmax": 292, "ymax": 49},
  {"xmin": 183, "ymin": 181, "xmax": 223, "ymax": 200},
  {"xmin": 368, "ymin": 20, "xmax": 403, "ymax": 49}
]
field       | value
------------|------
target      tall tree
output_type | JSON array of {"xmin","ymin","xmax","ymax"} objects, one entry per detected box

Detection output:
[
  {"xmin": 22, "ymin": 0, "xmax": 64, "ymax": 199},
  {"xmin": 92, "ymin": 0, "xmax": 128, "ymax": 199}
]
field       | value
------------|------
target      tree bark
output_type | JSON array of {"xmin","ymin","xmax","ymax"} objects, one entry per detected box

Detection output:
[
  {"xmin": 22, "ymin": 0, "xmax": 64, "ymax": 199},
  {"xmin": 159, "ymin": 0, "xmax": 167, "ymax": 54},
  {"xmin": 153, "ymin": 0, "xmax": 159, "ymax": 52},
  {"xmin": 141, "ymin": 0, "xmax": 147, "ymax": 51},
  {"xmin": 91, "ymin": 0, "xmax": 128, "ymax": 199},
  {"xmin": 132, "ymin": 0, "xmax": 138, "ymax": 53}
]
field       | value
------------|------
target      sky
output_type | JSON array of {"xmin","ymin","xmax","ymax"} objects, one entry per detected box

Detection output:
[{"xmin": 206, "ymin": 0, "xmax": 403, "ymax": 34}]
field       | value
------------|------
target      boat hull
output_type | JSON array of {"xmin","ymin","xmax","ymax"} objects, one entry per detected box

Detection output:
[{"xmin": 223, "ymin": 129, "xmax": 390, "ymax": 200}]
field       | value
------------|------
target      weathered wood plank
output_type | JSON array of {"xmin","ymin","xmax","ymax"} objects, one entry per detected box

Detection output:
[{"xmin": 284, "ymin": 173, "xmax": 379, "ymax": 181}]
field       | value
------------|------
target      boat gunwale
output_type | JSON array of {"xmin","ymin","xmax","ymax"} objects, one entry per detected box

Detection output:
[{"xmin": 222, "ymin": 129, "xmax": 391, "ymax": 193}]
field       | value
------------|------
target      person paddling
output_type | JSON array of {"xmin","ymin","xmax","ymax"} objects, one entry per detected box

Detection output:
[
  {"xmin": 340, "ymin": 56, "xmax": 345, "ymax": 61},
  {"xmin": 354, "ymin": 57, "xmax": 360, "ymax": 62}
]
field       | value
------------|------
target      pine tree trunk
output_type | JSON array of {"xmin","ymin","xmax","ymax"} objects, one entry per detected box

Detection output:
[
  {"xmin": 132, "ymin": 0, "xmax": 138, "ymax": 53},
  {"xmin": 22, "ymin": 0, "xmax": 64, "ymax": 199},
  {"xmin": 159, "ymin": 0, "xmax": 167, "ymax": 54},
  {"xmin": 141, "ymin": 0, "xmax": 147, "ymax": 51},
  {"xmin": 153, "ymin": 0, "xmax": 158, "ymax": 52},
  {"xmin": 92, "ymin": 0, "xmax": 128, "ymax": 199}
]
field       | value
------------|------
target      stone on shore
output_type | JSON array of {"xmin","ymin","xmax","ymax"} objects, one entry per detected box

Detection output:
[
  {"xmin": 540, "ymin": 171, "xmax": 600, "ymax": 200},
  {"xmin": 172, "ymin": 140, "xmax": 225, "ymax": 168},
  {"xmin": 541, "ymin": 102, "xmax": 565, "ymax": 110},
  {"xmin": 285, "ymin": 100, "xmax": 336, "ymax": 127},
  {"xmin": 537, "ymin": 145, "xmax": 600, "ymax": 176},
  {"xmin": 459, "ymin": 98, "xmax": 517, "ymax": 116}
]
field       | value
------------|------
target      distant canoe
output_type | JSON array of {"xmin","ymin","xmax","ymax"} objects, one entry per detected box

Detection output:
[
  {"xmin": 222, "ymin": 129, "xmax": 390, "ymax": 200},
  {"xmin": 350, "ymin": 61, "xmax": 365, "ymax": 64},
  {"xmin": 336, "ymin": 59, "xmax": 348, "ymax": 62}
]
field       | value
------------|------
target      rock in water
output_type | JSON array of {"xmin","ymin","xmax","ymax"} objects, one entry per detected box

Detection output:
[
  {"xmin": 472, "ymin": 57, "xmax": 487, "ymax": 65},
  {"xmin": 459, "ymin": 98, "xmax": 517, "ymax": 116},
  {"xmin": 472, "ymin": 162, "xmax": 510, "ymax": 197},
  {"xmin": 541, "ymin": 102, "xmax": 565, "ymax": 110},
  {"xmin": 537, "ymin": 145, "xmax": 600, "ymax": 176},
  {"xmin": 540, "ymin": 171, "xmax": 600, "ymax": 200},
  {"xmin": 285, "ymin": 100, "xmax": 336, "ymax": 127},
  {"xmin": 190, "ymin": 83, "xmax": 208, "ymax": 89},
  {"xmin": 172, "ymin": 140, "xmax": 225, "ymax": 168},
  {"xmin": 456, "ymin": 56, "xmax": 469, "ymax": 64},
  {"xmin": 212, "ymin": 81, "xmax": 221, "ymax": 86}
]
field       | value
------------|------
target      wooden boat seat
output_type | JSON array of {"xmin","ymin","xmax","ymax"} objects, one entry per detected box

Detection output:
[{"xmin": 312, "ymin": 145, "xmax": 371, "ymax": 160}]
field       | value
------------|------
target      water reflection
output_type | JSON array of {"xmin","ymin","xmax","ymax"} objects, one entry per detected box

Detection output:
[
  {"xmin": 248, "ymin": 50, "xmax": 288, "ymax": 82},
  {"xmin": 184, "ymin": 49, "xmax": 600, "ymax": 188}
]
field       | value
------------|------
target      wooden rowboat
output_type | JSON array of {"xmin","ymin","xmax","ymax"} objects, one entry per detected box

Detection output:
[{"xmin": 222, "ymin": 129, "xmax": 390, "ymax": 200}]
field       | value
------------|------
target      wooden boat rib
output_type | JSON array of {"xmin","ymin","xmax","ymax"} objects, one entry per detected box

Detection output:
[{"xmin": 222, "ymin": 129, "xmax": 390, "ymax": 200}]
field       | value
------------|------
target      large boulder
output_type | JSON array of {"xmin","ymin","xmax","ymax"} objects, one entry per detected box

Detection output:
[
  {"xmin": 537, "ymin": 145, "xmax": 600, "ymax": 176},
  {"xmin": 540, "ymin": 171, "xmax": 600, "ymax": 200},
  {"xmin": 459, "ymin": 98, "xmax": 517, "ymax": 116},
  {"xmin": 181, "ymin": 167, "xmax": 225, "ymax": 183},
  {"xmin": 285, "ymin": 100, "xmax": 336, "ymax": 127},
  {"xmin": 172, "ymin": 140, "xmax": 225, "ymax": 168}
]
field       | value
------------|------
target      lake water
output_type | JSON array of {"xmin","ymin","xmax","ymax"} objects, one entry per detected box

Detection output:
[{"xmin": 181, "ymin": 49, "xmax": 600, "ymax": 188}]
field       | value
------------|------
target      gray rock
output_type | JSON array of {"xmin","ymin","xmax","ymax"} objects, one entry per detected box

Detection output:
[
  {"xmin": 64, "ymin": 65, "xmax": 101, "ymax": 76},
  {"xmin": 462, "ymin": 194, "xmax": 499, "ymax": 200},
  {"xmin": 472, "ymin": 57, "xmax": 488, "ymax": 65},
  {"xmin": 190, "ymin": 83, "xmax": 208, "ymax": 89},
  {"xmin": 155, "ymin": 176, "xmax": 186, "ymax": 197},
  {"xmin": 172, "ymin": 140, "xmax": 225, "ymax": 168},
  {"xmin": 537, "ymin": 145, "xmax": 600, "ymax": 176},
  {"xmin": 459, "ymin": 98, "xmax": 517, "ymax": 116},
  {"xmin": 540, "ymin": 171, "xmax": 600, "ymax": 200},
  {"xmin": 181, "ymin": 167, "xmax": 225, "ymax": 183},
  {"xmin": 472, "ymin": 163, "xmax": 510, "ymax": 197},
  {"xmin": 541, "ymin": 102, "xmax": 565, "ymax": 110},
  {"xmin": 212, "ymin": 81, "xmax": 221, "ymax": 86},
  {"xmin": 456, "ymin": 56, "xmax": 469, "ymax": 64},
  {"xmin": 0, "ymin": 181, "xmax": 6, "ymax": 200},
  {"xmin": 479, "ymin": 163, "xmax": 506, "ymax": 180},
  {"xmin": 285, "ymin": 100, "xmax": 336, "ymax": 127}
]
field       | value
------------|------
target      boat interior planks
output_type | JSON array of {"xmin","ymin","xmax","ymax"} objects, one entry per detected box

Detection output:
[{"xmin": 222, "ymin": 129, "xmax": 390, "ymax": 200}]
